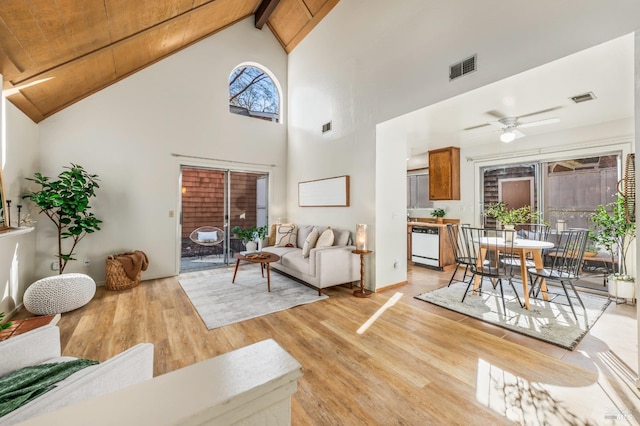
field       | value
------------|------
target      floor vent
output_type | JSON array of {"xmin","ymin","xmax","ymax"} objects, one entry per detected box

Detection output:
[
  {"xmin": 570, "ymin": 92, "xmax": 596, "ymax": 103},
  {"xmin": 322, "ymin": 121, "xmax": 332, "ymax": 133},
  {"xmin": 449, "ymin": 55, "xmax": 477, "ymax": 81}
]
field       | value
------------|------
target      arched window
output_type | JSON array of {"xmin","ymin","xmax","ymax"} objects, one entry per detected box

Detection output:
[{"xmin": 229, "ymin": 64, "xmax": 280, "ymax": 123}]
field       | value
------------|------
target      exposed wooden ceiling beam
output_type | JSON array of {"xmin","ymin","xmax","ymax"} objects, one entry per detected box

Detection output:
[{"xmin": 255, "ymin": 0, "xmax": 281, "ymax": 29}]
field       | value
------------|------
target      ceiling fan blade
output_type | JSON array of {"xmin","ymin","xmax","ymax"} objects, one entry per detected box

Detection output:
[
  {"xmin": 463, "ymin": 123, "xmax": 491, "ymax": 131},
  {"xmin": 518, "ymin": 106, "xmax": 563, "ymax": 119},
  {"xmin": 488, "ymin": 120, "xmax": 509, "ymax": 129},
  {"xmin": 485, "ymin": 110, "xmax": 507, "ymax": 119},
  {"xmin": 518, "ymin": 117, "xmax": 560, "ymax": 128},
  {"xmin": 513, "ymin": 129, "xmax": 526, "ymax": 139}
]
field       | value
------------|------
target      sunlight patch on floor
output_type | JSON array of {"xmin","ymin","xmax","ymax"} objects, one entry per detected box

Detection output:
[
  {"xmin": 357, "ymin": 292, "xmax": 403, "ymax": 334},
  {"xmin": 474, "ymin": 358, "xmax": 618, "ymax": 425}
]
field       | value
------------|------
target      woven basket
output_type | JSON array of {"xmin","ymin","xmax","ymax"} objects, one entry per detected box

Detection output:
[{"xmin": 105, "ymin": 256, "xmax": 141, "ymax": 291}]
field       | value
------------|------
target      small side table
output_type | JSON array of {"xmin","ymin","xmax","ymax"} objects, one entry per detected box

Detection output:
[
  {"xmin": 0, "ymin": 313, "xmax": 60, "ymax": 342},
  {"xmin": 352, "ymin": 250, "xmax": 373, "ymax": 298}
]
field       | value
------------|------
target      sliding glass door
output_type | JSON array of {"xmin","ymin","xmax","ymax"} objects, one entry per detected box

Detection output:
[
  {"xmin": 480, "ymin": 153, "xmax": 621, "ymax": 292},
  {"xmin": 481, "ymin": 154, "xmax": 620, "ymax": 228},
  {"xmin": 180, "ymin": 167, "xmax": 268, "ymax": 272},
  {"xmin": 543, "ymin": 155, "xmax": 618, "ymax": 230},
  {"xmin": 481, "ymin": 163, "xmax": 540, "ymax": 228}
]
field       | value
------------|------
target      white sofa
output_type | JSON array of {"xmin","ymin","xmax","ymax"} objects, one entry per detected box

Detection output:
[
  {"xmin": 0, "ymin": 324, "xmax": 154, "ymax": 425},
  {"xmin": 262, "ymin": 225, "xmax": 360, "ymax": 295}
]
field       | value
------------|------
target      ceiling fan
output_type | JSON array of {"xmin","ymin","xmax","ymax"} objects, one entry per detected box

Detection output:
[
  {"xmin": 491, "ymin": 116, "xmax": 560, "ymax": 143},
  {"xmin": 464, "ymin": 108, "xmax": 561, "ymax": 143}
]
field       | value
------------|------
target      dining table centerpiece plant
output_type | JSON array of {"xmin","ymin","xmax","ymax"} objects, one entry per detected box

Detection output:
[
  {"xmin": 590, "ymin": 195, "xmax": 636, "ymax": 296},
  {"xmin": 23, "ymin": 164, "xmax": 102, "ymax": 274},
  {"xmin": 484, "ymin": 202, "xmax": 542, "ymax": 242},
  {"xmin": 484, "ymin": 202, "xmax": 542, "ymax": 226}
]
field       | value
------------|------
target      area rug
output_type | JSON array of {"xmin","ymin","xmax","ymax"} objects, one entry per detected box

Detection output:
[
  {"xmin": 178, "ymin": 266, "xmax": 328, "ymax": 330},
  {"xmin": 415, "ymin": 281, "xmax": 610, "ymax": 350}
]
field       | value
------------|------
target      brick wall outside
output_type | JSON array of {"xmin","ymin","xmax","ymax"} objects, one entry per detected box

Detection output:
[{"xmin": 181, "ymin": 168, "xmax": 259, "ymax": 239}]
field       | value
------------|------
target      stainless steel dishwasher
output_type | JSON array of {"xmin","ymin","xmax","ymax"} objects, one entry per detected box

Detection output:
[{"xmin": 411, "ymin": 226, "xmax": 440, "ymax": 267}]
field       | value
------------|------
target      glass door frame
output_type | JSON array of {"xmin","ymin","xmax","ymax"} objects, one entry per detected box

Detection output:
[
  {"xmin": 177, "ymin": 162, "xmax": 270, "ymax": 274},
  {"xmin": 473, "ymin": 143, "xmax": 630, "ymax": 227}
]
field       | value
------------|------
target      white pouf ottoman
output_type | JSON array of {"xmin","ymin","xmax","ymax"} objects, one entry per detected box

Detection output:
[{"xmin": 24, "ymin": 273, "xmax": 96, "ymax": 315}]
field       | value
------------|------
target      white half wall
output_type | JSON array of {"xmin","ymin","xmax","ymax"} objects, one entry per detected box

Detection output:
[
  {"xmin": 0, "ymin": 99, "xmax": 39, "ymax": 314},
  {"xmin": 31, "ymin": 17, "xmax": 288, "ymax": 282},
  {"xmin": 288, "ymin": 0, "xmax": 640, "ymax": 289}
]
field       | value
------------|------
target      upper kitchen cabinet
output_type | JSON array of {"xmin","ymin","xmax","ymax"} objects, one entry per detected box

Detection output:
[{"xmin": 428, "ymin": 147, "xmax": 460, "ymax": 200}]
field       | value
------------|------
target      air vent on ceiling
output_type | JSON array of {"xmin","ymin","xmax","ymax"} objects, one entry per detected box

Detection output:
[
  {"xmin": 322, "ymin": 121, "xmax": 332, "ymax": 133},
  {"xmin": 570, "ymin": 92, "xmax": 596, "ymax": 103},
  {"xmin": 449, "ymin": 55, "xmax": 477, "ymax": 81}
]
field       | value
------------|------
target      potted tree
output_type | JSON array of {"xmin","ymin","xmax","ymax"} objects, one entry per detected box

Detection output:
[
  {"xmin": 24, "ymin": 164, "xmax": 102, "ymax": 274},
  {"xmin": 590, "ymin": 195, "xmax": 636, "ymax": 300}
]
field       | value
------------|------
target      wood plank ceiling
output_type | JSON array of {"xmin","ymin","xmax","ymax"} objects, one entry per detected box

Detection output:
[{"xmin": 0, "ymin": 0, "xmax": 339, "ymax": 123}]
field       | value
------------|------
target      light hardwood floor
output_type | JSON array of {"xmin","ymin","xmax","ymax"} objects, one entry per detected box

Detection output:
[{"xmin": 13, "ymin": 265, "xmax": 640, "ymax": 425}]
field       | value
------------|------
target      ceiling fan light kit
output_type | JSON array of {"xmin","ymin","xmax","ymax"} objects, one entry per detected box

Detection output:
[{"xmin": 500, "ymin": 129, "xmax": 516, "ymax": 143}]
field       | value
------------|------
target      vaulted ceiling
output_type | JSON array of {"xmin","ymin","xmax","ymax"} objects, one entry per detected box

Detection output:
[{"xmin": 0, "ymin": 0, "xmax": 339, "ymax": 123}]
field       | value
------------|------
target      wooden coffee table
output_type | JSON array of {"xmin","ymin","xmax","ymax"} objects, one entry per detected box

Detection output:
[{"xmin": 232, "ymin": 252, "xmax": 281, "ymax": 292}]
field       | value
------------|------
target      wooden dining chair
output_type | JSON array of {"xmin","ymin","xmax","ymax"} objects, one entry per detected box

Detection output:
[
  {"xmin": 460, "ymin": 226, "xmax": 523, "ymax": 312},
  {"xmin": 527, "ymin": 228, "xmax": 589, "ymax": 320}
]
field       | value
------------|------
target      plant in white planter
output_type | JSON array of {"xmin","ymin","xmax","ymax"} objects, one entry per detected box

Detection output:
[
  {"xmin": 232, "ymin": 225, "xmax": 267, "ymax": 251},
  {"xmin": 590, "ymin": 195, "xmax": 636, "ymax": 299}
]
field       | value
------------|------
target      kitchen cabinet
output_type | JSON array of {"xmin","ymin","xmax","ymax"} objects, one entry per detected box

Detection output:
[
  {"xmin": 428, "ymin": 146, "xmax": 460, "ymax": 200},
  {"xmin": 407, "ymin": 222, "xmax": 456, "ymax": 270}
]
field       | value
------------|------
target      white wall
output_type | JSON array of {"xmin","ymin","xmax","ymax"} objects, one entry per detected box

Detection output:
[
  {"xmin": 31, "ymin": 18, "xmax": 288, "ymax": 282},
  {"xmin": 635, "ymin": 30, "xmax": 640, "ymax": 387},
  {"xmin": 287, "ymin": 0, "xmax": 640, "ymax": 289},
  {"xmin": 0, "ymin": 100, "xmax": 39, "ymax": 314}
]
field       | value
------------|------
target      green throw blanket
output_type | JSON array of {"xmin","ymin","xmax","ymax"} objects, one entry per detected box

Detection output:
[{"xmin": 0, "ymin": 358, "xmax": 99, "ymax": 418}]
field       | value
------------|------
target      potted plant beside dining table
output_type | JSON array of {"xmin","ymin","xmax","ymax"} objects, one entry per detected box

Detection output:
[{"xmin": 590, "ymin": 195, "xmax": 636, "ymax": 301}]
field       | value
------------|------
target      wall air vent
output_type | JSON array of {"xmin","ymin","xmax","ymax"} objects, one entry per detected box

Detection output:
[
  {"xmin": 449, "ymin": 55, "xmax": 477, "ymax": 81},
  {"xmin": 570, "ymin": 92, "xmax": 596, "ymax": 103},
  {"xmin": 322, "ymin": 121, "xmax": 332, "ymax": 133}
]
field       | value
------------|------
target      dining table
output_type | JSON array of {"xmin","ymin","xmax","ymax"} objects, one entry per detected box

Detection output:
[{"xmin": 473, "ymin": 237, "xmax": 555, "ymax": 310}]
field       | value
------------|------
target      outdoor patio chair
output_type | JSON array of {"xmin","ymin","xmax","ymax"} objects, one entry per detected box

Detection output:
[
  {"xmin": 189, "ymin": 226, "xmax": 225, "ymax": 259},
  {"xmin": 527, "ymin": 228, "xmax": 589, "ymax": 320},
  {"xmin": 460, "ymin": 226, "xmax": 523, "ymax": 312}
]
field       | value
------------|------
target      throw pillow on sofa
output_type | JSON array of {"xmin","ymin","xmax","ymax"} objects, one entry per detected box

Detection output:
[
  {"xmin": 301, "ymin": 229, "xmax": 320, "ymax": 258},
  {"xmin": 315, "ymin": 228, "xmax": 334, "ymax": 248},
  {"xmin": 275, "ymin": 224, "xmax": 298, "ymax": 247}
]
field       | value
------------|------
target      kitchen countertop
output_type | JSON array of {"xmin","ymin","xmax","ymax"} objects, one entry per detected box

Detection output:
[{"xmin": 407, "ymin": 219, "xmax": 460, "ymax": 227}]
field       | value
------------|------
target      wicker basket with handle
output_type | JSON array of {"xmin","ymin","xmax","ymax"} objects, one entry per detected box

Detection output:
[{"xmin": 105, "ymin": 255, "xmax": 141, "ymax": 291}]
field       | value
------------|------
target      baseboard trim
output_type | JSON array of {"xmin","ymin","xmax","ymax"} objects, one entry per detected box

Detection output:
[{"xmin": 375, "ymin": 281, "xmax": 407, "ymax": 292}]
